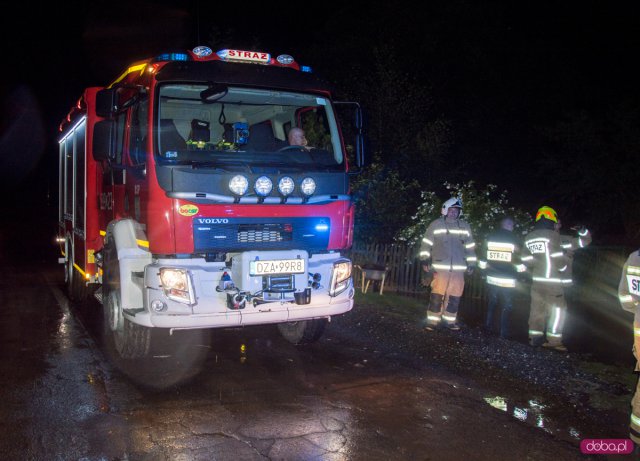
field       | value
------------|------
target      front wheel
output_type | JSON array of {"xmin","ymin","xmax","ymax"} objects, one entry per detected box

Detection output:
[
  {"xmin": 277, "ymin": 319, "xmax": 327, "ymax": 345},
  {"xmin": 102, "ymin": 240, "xmax": 150, "ymax": 359}
]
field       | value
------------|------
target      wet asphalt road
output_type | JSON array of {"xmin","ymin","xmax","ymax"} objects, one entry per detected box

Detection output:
[{"xmin": 1, "ymin": 248, "xmax": 626, "ymax": 461}]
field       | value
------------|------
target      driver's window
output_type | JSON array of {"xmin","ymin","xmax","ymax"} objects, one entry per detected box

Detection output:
[
  {"xmin": 128, "ymin": 99, "xmax": 148, "ymax": 165},
  {"xmin": 301, "ymin": 108, "xmax": 332, "ymax": 152}
]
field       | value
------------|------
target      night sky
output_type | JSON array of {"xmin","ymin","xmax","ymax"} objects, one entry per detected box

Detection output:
[{"xmin": 1, "ymin": 1, "xmax": 638, "ymax": 243}]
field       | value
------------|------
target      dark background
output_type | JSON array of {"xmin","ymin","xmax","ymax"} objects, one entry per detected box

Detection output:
[{"xmin": 1, "ymin": 1, "xmax": 639, "ymax": 246}]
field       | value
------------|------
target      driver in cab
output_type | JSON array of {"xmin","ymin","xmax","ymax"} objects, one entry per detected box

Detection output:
[{"xmin": 287, "ymin": 127, "xmax": 309, "ymax": 149}]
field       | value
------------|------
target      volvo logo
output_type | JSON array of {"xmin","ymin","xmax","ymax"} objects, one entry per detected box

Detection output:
[{"xmin": 196, "ymin": 218, "xmax": 229, "ymax": 224}]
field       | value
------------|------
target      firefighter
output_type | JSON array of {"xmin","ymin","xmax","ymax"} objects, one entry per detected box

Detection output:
[
  {"xmin": 557, "ymin": 219, "xmax": 592, "ymax": 304},
  {"xmin": 521, "ymin": 206, "xmax": 569, "ymax": 351},
  {"xmin": 478, "ymin": 216, "xmax": 527, "ymax": 338},
  {"xmin": 419, "ymin": 197, "xmax": 477, "ymax": 331},
  {"xmin": 618, "ymin": 249, "xmax": 640, "ymax": 448}
]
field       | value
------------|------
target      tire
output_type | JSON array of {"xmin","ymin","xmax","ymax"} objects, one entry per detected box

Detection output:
[
  {"xmin": 64, "ymin": 239, "xmax": 76, "ymax": 301},
  {"xmin": 102, "ymin": 239, "xmax": 151, "ymax": 359},
  {"xmin": 277, "ymin": 318, "xmax": 327, "ymax": 345},
  {"xmin": 65, "ymin": 239, "xmax": 90, "ymax": 302}
]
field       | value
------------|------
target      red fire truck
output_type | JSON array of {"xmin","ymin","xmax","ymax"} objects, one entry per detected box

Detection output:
[{"xmin": 57, "ymin": 46, "xmax": 364, "ymax": 361}]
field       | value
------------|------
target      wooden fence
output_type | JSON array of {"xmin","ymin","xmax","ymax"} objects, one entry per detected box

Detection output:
[{"xmin": 344, "ymin": 242, "xmax": 631, "ymax": 324}]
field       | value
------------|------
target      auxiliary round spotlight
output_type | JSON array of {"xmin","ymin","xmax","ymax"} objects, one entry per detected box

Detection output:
[
  {"xmin": 229, "ymin": 175, "xmax": 249, "ymax": 196},
  {"xmin": 278, "ymin": 176, "xmax": 295, "ymax": 196},
  {"xmin": 300, "ymin": 177, "xmax": 316, "ymax": 196},
  {"xmin": 254, "ymin": 176, "xmax": 273, "ymax": 196}
]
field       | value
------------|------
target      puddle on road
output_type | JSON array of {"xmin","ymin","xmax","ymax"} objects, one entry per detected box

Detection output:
[{"xmin": 484, "ymin": 395, "xmax": 581, "ymax": 441}]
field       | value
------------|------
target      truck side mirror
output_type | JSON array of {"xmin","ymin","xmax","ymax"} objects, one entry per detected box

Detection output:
[
  {"xmin": 96, "ymin": 86, "xmax": 143, "ymax": 117},
  {"xmin": 334, "ymin": 101, "xmax": 366, "ymax": 174},
  {"xmin": 92, "ymin": 120, "xmax": 115, "ymax": 162},
  {"xmin": 96, "ymin": 88, "xmax": 117, "ymax": 118}
]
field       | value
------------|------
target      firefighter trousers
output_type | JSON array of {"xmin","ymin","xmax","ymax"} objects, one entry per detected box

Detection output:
[
  {"xmin": 427, "ymin": 270, "xmax": 465, "ymax": 327},
  {"xmin": 630, "ymin": 322, "xmax": 640, "ymax": 445},
  {"xmin": 528, "ymin": 282, "xmax": 567, "ymax": 347}
]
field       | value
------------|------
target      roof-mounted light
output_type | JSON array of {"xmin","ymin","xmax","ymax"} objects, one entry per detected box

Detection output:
[
  {"xmin": 192, "ymin": 45, "xmax": 213, "ymax": 57},
  {"xmin": 277, "ymin": 54, "xmax": 294, "ymax": 65},
  {"xmin": 154, "ymin": 52, "xmax": 189, "ymax": 62}
]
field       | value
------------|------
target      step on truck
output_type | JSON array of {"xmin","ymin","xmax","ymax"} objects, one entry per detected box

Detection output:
[{"xmin": 57, "ymin": 45, "xmax": 364, "ymax": 360}]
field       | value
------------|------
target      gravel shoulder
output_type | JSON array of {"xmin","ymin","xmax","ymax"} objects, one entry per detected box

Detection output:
[{"xmin": 329, "ymin": 292, "xmax": 635, "ymax": 446}]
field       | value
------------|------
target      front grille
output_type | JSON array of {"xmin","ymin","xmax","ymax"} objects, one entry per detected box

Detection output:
[
  {"xmin": 193, "ymin": 217, "xmax": 330, "ymax": 252},
  {"xmin": 237, "ymin": 223, "xmax": 290, "ymax": 243}
]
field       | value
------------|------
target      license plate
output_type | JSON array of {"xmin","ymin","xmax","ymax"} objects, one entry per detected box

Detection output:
[{"xmin": 250, "ymin": 259, "xmax": 305, "ymax": 275}]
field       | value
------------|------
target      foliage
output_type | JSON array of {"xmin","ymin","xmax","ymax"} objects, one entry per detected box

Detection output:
[
  {"xmin": 301, "ymin": 110, "xmax": 332, "ymax": 150},
  {"xmin": 352, "ymin": 163, "xmax": 422, "ymax": 244},
  {"xmin": 396, "ymin": 180, "xmax": 533, "ymax": 245}
]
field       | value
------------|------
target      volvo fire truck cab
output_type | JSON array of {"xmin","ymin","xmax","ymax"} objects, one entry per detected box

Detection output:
[{"xmin": 58, "ymin": 46, "xmax": 364, "ymax": 360}]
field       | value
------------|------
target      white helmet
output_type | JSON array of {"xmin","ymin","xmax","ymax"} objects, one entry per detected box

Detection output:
[{"xmin": 441, "ymin": 197, "xmax": 463, "ymax": 216}]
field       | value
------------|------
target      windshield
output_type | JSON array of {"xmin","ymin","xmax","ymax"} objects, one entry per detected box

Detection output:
[{"xmin": 156, "ymin": 85, "xmax": 344, "ymax": 170}]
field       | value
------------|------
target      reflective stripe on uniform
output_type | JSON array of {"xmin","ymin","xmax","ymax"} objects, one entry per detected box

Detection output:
[
  {"xmin": 628, "ymin": 266, "xmax": 640, "ymax": 276},
  {"xmin": 488, "ymin": 242, "xmax": 515, "ymax": 252},
  {"xmin": 547, "ymin": 307, "xmax": 564, "ymax": 336},
  {"xmin": 620, "ymin": 294, "xmax": 634, "ymax": 303},
  {"xmin": 634, "ymin": 327, "xmax": 640, "ymax": 337},
  {"xmin": 433, "ymin": 228, "xmax": 471, "ymax": 236},
  {"xmin": 532, "ymin": 276, "xmax": 563, "ymax": 283},
  {"xmin": 487, "ymin": 275, "xmax": 516, "ymax": 288},
  {"xmin": 465, "ymin": 242, "xmax": 476, "ymax": 249},
  {"xmin": 432, "ymin": 263, "xmax": 467, "ymax": 271},
  {"xmin": 422, "ymin": 237, "xmax": 433, "ymax": 246},
  {"xmin": 442, "ymin": 313, "xmax": 457, "ymax": 322},
  {"xmin": 529, "ymin": 330, "xmax": 544, "ymax": 337}
]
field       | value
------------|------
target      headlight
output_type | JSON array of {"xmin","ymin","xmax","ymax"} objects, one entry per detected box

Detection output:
[
  {"xmin": 254, "ymin": 175, "xmax": 273, "ymax": 196},
  {"xmin": 278, "ymin": 176, "xmax": 295, "ymax": 196},
  {"xmin": 159, "ymin": 268, "xmax": 195, "ymax": 304},
  {"xmin": 229, "ymin": 175, "xmax": 249, "ymax": 196},
  {"xmin": 329, "ymin": 259, "xmax": 352, "ymax": 296},
  {"xmin": 300, "ymin": 177, "xmax": 316, "ymax": 196}
]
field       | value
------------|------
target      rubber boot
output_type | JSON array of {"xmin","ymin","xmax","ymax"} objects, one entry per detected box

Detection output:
[
  {"xmin": 425, "ymin": 293, "xmax": 444, "ymax": 330},
  {"xmin": 444, "ymin": 296, "xmax": 461, "ymax": 330}
]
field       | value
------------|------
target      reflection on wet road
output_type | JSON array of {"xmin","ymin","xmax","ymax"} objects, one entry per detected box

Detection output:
[
  {"xmin": 484, "ymin": 395, "xmax": 582, "ymax": 442},
  {"xmin": 0, "ymin": 264, "xmax": 595, "ymax": 460}
]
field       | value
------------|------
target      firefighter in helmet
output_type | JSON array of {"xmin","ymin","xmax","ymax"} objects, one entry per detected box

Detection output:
[
  {"xmin": 618, "ymin": 248, "xmax": 640, "ymax": 448},
  {"xmin": 521, "ymin": 206, "xmax": 569, "ymax": 351},
  {"xmin": 419, "ymin": 197, "xmax": 477, "ymax": 331}
]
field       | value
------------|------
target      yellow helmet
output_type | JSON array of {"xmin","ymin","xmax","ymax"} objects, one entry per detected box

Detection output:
[{"xmin": 535, "ymin": 206, "xmax": 558, "ymax": 223}]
